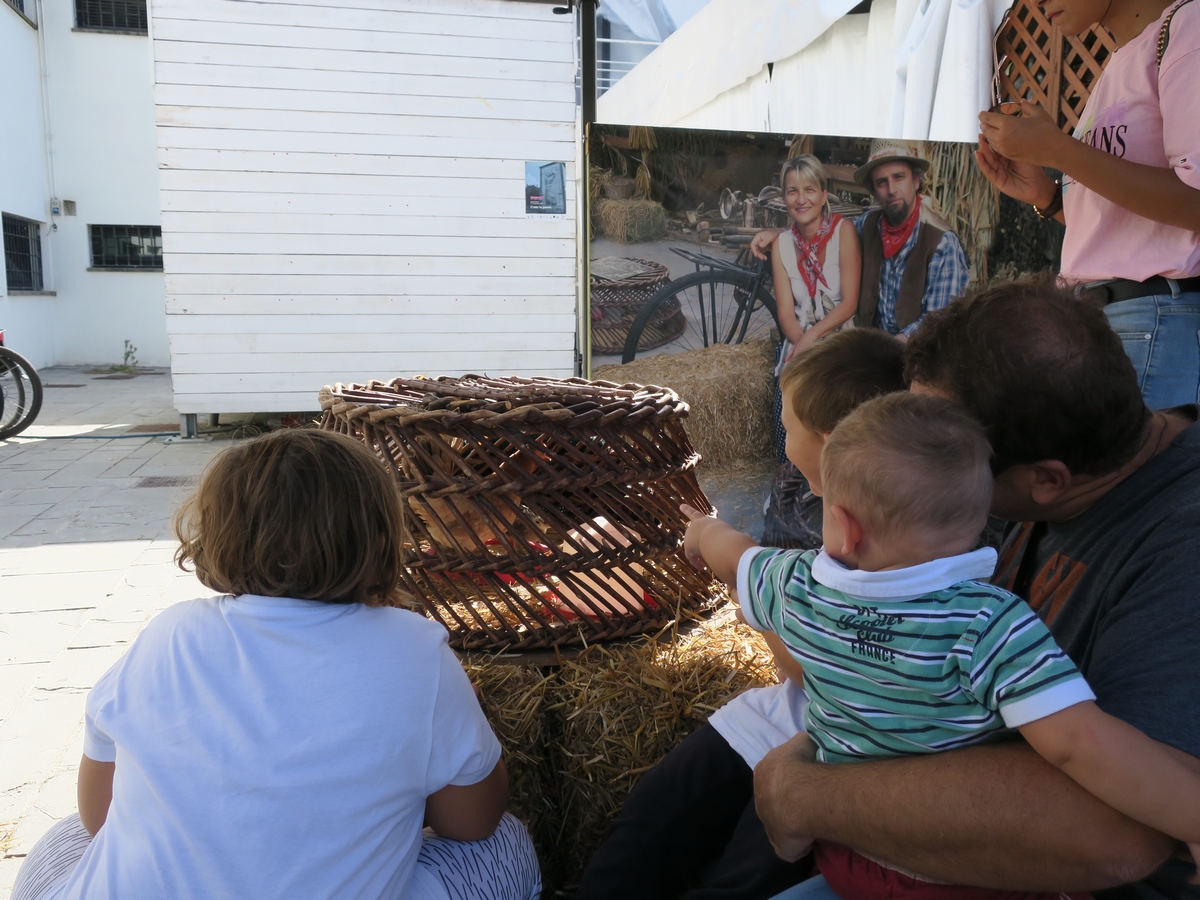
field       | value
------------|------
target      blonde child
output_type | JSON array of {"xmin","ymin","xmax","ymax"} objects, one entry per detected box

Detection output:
[
  {"xmin": 683, "ymin": 392, "xmax": 1200, "ymax": 900},
  {"xmin": 12, "ymin": 429, "xmax": 541, "ymax": 900}
]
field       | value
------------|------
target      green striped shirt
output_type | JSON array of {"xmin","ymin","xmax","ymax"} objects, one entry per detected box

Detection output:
[{"xmin": 738, "ymin": 547, "xmax": 1094, "ymax": 764}]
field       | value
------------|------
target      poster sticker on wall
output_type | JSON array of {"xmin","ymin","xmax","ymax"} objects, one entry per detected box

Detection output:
[{"xmin": 525, "ymin": 161, "xmax": 567, "ymax": 216}]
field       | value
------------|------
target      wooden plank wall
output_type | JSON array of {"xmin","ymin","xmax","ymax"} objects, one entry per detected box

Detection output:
[{"xmin": 150, "ymin": 0, "xmax": 578, "ymax": 413}]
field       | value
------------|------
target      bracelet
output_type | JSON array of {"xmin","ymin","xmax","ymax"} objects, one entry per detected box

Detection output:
[{"xmin": 1034, "ymin": 181, "xmax": 1063, "ymax": 220}]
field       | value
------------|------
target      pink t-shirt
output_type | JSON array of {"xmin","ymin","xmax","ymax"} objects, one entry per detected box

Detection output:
[{"xmin": 1060, "ymin": 0, "xmax": 1200, "ymax": 282}]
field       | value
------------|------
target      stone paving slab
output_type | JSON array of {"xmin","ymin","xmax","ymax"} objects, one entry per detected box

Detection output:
[{"xmin": 0, "ymin": 369, "xmax": 224, "ymax": 897}]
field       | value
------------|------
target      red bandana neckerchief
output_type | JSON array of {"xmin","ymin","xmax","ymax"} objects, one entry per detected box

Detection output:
[
  {"xmin": 791, "ymin": 213, "xmax": 842, "ymax": 299},
  {"xmin": 881, "ymin": 194, "xmax": 921, "ymax": 258}
]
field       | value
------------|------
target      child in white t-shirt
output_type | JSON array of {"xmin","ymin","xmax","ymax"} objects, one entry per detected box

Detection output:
[{"xmin": 12, "ymin": 429, "xmax": 541, "ymax": 900}]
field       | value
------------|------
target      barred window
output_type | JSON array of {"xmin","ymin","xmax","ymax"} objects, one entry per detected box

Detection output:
[
  {"xmin": 5, "ymin": 0, "xmax": 27, "ymax": 17},
  {"xmin": 3, "ymin": 215, "xmax": 44, "ymax": 292},
  {"xmin": 90, "ymin": 225, "xmax": 163, "ymax": 269},
  {"xmin": 75, "ymin": 0, "xmax": 147, "ymax": 31}
]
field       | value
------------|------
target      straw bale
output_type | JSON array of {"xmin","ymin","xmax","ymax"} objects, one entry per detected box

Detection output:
[
  {"xmin": 594, "ymin": 339, "xmax": 777, "ymax": 470},
  {"xmin": 460, "ymin": 603, "xmax": 779, "ymax": 893},
  {"xmin": 550, "ymin": 604, "xmax": 778, "ymax": 887},
  {"xmin": 464, "ymin": 661, "xmax": 560, "ymax": 877},
  {"xmin": 595, "ymin": 198, "xmax": 667, "ymax": 244}
]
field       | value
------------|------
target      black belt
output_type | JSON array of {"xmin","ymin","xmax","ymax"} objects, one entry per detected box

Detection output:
[{"xmin": 1082, "ymin": 275, "xmax": 1200, "ymax": 305}]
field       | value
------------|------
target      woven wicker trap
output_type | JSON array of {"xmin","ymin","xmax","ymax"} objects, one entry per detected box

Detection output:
[
  {"xmin": 319, "ymin": 375, "xmax": 725, "ymax": 650},
  {"xmin": 591, "ymin": 257, "xmax": 684, "ymax": 356}
]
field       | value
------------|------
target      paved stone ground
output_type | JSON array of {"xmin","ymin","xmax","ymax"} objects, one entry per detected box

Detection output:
[
  {"xmin": 0, "ymin": 369, "xmax": 223, "ymax": 897},
  {"xmin": 0, "ymin": 368, "xmax": 773, "ymax": 897}
]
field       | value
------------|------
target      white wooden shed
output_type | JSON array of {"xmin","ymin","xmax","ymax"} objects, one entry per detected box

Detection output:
[{"xmin": 149, "ymin": 0, "xmax": 580, "ymax": 417}]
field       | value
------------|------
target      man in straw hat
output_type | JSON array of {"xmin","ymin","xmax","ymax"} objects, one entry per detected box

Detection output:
[{"xmin": 753, "ymin": 140, "xmax": 969, "ymax": 339}]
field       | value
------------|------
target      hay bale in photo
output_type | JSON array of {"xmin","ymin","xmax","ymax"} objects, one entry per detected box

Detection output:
[
  {"xmin": 594, "ymin": 339, "xmax": 777, "ymax": 470},
  {"xmin": 550, "ymin": 604, "xmax": 778, "ymax": 888},
  {"xmin": 595, "ymin": 198, "xmax": 668, "ymax": 244}
]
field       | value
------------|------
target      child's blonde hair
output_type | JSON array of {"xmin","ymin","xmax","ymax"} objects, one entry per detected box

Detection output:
[
  {"xmin": 820, "ymin": 393, "xmax": 993, "ymax": 543},
  {"xmin": 173, "ymin": 429, "xmax": 408, "ymax": 606},
  {"xmin": 779, "ymin": 154, "xmax": 832, "ymax": 219}
]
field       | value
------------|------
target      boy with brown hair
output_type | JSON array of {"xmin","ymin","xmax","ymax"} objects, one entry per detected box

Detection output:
[
  {"xmin": 683, "ymin": 392, "xmax": 1200, "ymax": 900},
  {"xmin": 577, "ymin": 328, "xmax": 907, "ymax": 900},
  {"xmin": 765, "ymin": 331, "xmax": 907, "ymax": 549}
]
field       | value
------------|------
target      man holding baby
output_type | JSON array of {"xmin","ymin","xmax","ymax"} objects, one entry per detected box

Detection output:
[{"xmin": 756, "ymin": 279, "xmax": 1200, "ymax": 900}]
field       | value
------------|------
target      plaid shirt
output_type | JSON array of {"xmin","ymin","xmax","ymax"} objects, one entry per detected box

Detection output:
[{"xmin": 854, "ymin": 212, "xmax": 970, "ymax": 336}]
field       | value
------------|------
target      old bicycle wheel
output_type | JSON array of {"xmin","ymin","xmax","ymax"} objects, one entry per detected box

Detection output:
[
  {"xmin": 621, "ymin": 271, "xmax": 777, "ymax": 363},
  {"xmin": 0, "ymin": 346, "xmax": 43, "ymax": 440}
]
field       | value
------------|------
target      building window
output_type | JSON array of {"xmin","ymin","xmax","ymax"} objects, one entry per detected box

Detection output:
[
  {"xmin": 90, "ymin": 225, "xmax": 163, "ymax": 269},
  {"xmin": 75, "ymin": 0, "xmax": 147, "ymax": 32},
  {"xmin": 3, "ymin": 215, "xmax": 44, "ymax": 292},
  {"xmin": 5, "ymin": 0, "xmax": 27, "ymax": 17}
]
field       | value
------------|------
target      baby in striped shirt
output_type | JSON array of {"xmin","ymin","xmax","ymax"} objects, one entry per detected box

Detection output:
[{"xmin": 683, "ymin": 390, "xmax": 1200, "ymax": 900}]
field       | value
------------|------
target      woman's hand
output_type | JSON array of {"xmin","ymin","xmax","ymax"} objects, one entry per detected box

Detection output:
[
  {"xmin": 979, "ymin": 101, "xmax": 1070, "ymax": 167},
  {"xmin": 976, "ymin": 103, "xmax": 1062, "ymax": 207},
  {"xmin": 791, "ymin": 328, "xmax": 820, "ymax": 357}
]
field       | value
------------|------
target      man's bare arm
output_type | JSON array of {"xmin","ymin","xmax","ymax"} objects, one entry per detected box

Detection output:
[{"xmin": 754, "ymin": 736, "xmax": 1174, "ymax": 892}]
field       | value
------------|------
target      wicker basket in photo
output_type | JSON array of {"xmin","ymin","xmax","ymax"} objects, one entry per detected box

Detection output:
[
  {"xmin": 318, "ymin": 375, "xmax": 725, "ymax": 650},
  {"xmin": 591, "ymin": 257, "xmax": 684, "ymax": 356}
]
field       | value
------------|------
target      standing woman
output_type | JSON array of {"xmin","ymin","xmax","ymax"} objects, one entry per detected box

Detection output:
[
  {"xmin": 977, "ymin": 0, "xmax": 1200, "ymax": 407},
  {"xmin": 770, "ymin": 155, "xmax": 862, "ymax": 462}
]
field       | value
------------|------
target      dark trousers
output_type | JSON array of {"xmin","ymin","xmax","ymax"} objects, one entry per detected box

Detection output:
[{"xmin": 576, "ymin": 724, "xmax": 813, "ymax": 900}]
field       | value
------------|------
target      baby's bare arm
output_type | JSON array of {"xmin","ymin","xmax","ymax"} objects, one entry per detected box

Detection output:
[{"xmin": 1020, "ymin": 700, "xmax": 1200, "ymax": 872}]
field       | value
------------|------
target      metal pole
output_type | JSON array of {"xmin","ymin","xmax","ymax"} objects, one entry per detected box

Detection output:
[
  {"xmin": 579, "ymin": 0, "xmax": 597, "ymax": 376},
  {"xmin": 580, "ymin": 0, "xmax": 596, "ymax": 129}
]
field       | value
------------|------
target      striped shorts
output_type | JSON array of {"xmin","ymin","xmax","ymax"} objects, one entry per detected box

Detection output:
[{"xmin": 12, "ymin": 812, "xmax": 541, "ymax": 900}]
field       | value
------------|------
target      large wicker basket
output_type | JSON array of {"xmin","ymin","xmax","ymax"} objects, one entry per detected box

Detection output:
[{"xmin": 318, "ymin": 375, "xmax": 725, "ymax": 650}]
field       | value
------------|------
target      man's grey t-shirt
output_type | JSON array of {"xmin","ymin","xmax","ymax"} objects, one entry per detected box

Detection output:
[{"xmin": 994, "ymin": 416, "xmax": 1200, "ymax": 900}]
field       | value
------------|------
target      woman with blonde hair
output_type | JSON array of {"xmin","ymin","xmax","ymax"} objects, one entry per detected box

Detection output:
[{"xmin": 770, "ymin": 154, "xmax": 862, "ymax": 462}]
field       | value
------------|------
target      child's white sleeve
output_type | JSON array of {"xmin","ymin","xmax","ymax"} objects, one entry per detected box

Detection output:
[
  {"xmin": 82, "ymin": 664, "xmax": 119, "ymax": 763},
  {"xmin": 83, "ymin": 712, "xmax": 117, "ymax": 763},
  {"xmin": 425, "ymin": 640, "xmax": 503, "ymax": 794}
]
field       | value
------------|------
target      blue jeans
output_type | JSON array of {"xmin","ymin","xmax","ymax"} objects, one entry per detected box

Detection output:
[
  {"xmin": 1103, "ymin": 289, "xmax": 1200, "ymax": 409},
  {"xmin": 770, "ymin": 874, "xmax": 838, "ymax": 900}
]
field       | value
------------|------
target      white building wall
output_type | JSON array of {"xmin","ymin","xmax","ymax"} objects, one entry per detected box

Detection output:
[
  {"xmin": 0, "ymin": 0, "xmax": 167, "ymax": 370},
  {"xmin": 150, "ymin": 0, "xmax": 579, "ymax": 414},
  {"xmin": 0, "ymin": 0, "xmax": 55, "ymax": 368},
  {"xmin": 39, "ymin": 0, "xmax": 168, "ymax": 367}
]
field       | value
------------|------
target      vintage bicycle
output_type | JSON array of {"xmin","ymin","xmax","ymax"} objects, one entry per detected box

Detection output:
[{"xmin": 619, "ymin": 244, "xmax": 778, "ymax": 363}]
